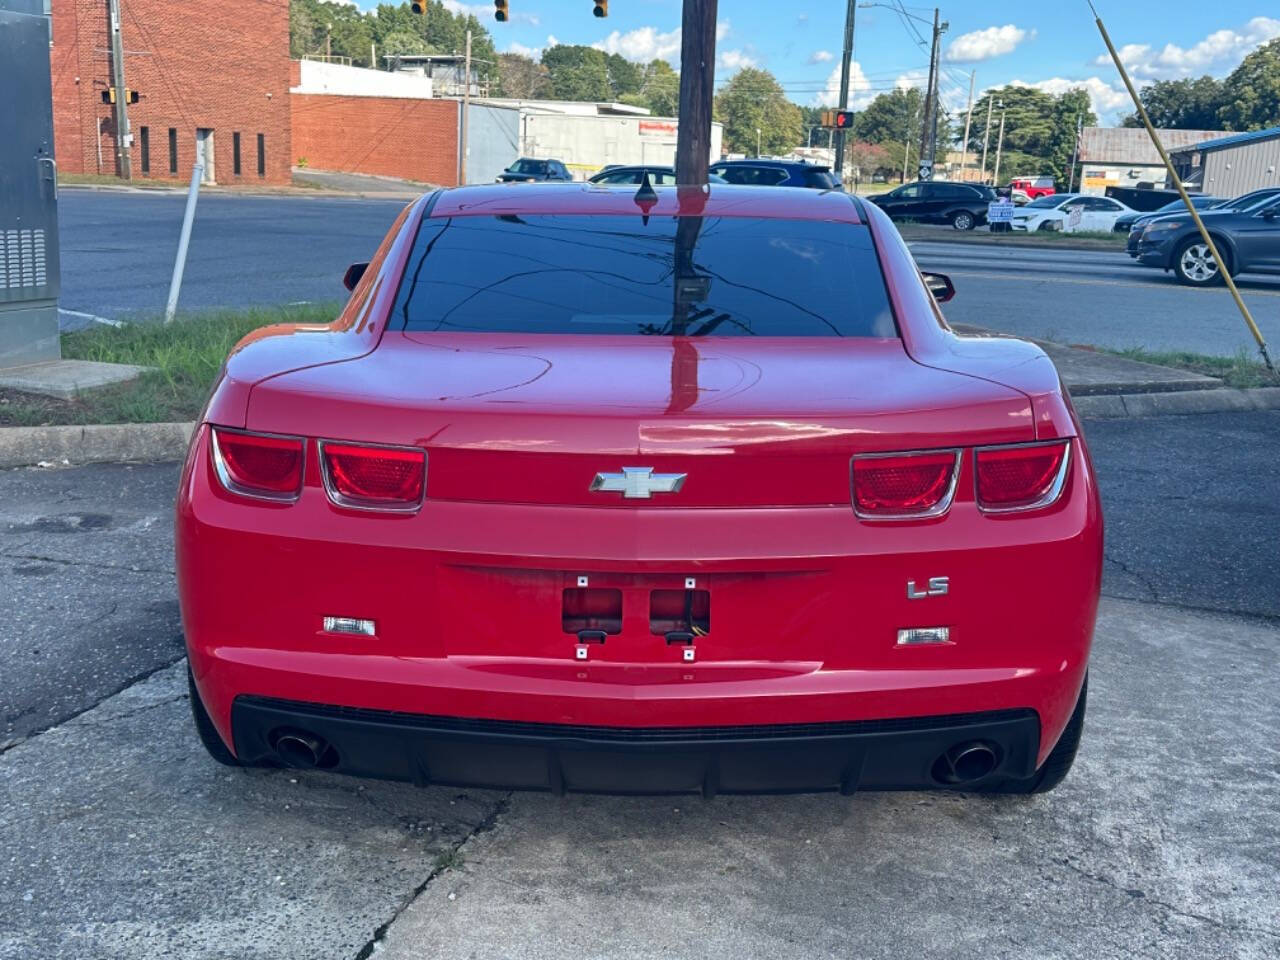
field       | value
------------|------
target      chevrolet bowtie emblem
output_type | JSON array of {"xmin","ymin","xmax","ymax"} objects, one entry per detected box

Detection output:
[{"xmin": 590, "ymin": 466, "xmax": 687, "ymax": 499}]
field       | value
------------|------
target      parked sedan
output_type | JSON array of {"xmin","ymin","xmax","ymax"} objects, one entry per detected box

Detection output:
[
  {"xmin": 1127, "ymin": 189, "xmax": 1280, "ymax": 255},
  {"xmin": 869, "ymin": 180, "xmax": 998, "ymax": 230},
  {"xmin": 588, "ymin": 165, "xmax": 728, "ymax": 185},
  {"xmin": 1135, "ymin": 192, "xmax": 1280, "ymax": 285},
  {"xmin": 497, "ymin": 157, "xmax": 573, "ymax": 183},
  {"xmin": 1117, "ymin": 195, "xmax": 1222, "ymax": 255},
  {"xmin": 178, "ymin": 183, "xmax": 1099, "ymax": 797},
  {"xmin": 708, "ymin": 159, "xmax": 841, "ymax": 189},
  {"xmin": 1011, "ymin": 193, "xmax": 1136, "ymax": 233}
]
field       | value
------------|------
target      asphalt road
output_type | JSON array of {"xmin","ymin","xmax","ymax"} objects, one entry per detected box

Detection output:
[
  {"xmin": 56, "ymin": 190, "xmax": 1280, "ymax": 358},
  {"xmin": 1, "ymin": 410, "xmax": 1278, "ymax": 957},
  {"xmin": 910, "ymin": 237, "xmax": 1280, "ymax": 357},
  {"xmin": 57, "ymin": 189, "xmax": 406, "ymax": 326}
]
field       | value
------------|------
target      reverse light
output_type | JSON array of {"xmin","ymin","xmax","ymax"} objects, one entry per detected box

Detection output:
[
  {"xmin": 323, "ymin": 616, "xmax": 376, "ymax": 636},
  {"xmin": 211, "ymin": 428, "xmax": 304, "ymax": 501},
  {"xmin": 975, "ymin": 440, "xmax": 1071, "ymax": 513},
  {"xmin": 897, "ymin": 627, "xmax": 951, "ymax": 645},
  {"xmin": 852, "ymin": 449, "xmax": 961, "ymax": 519},
  {"xmin": 320, "ymin": 441, "xmax": 426, "ymax": 512}
]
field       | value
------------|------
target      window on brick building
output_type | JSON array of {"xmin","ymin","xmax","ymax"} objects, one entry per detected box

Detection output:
[
  {"xmin": 168, "ymin": 128, "xmax": 178, "ymax": 174},
  {"xmin": 233, "ymin": 133, "xmax": 242, "ymax": 176},
  {"xmin": 257, "ymin": 134, "xmax": 265, "ymax": 177},
  {"xmin": 140, "ymin": 127, "xmax": 150, "ymax": 175}
]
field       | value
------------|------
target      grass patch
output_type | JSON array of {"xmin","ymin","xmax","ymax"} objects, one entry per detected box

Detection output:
[
  {"xmin": 59, "ymin": 172, "xmax": 187, "ymax": 190},
  {"xmin": 0, "ymin": 303, "xmax": 340, "ymax": 427},
  {"xmin": 1103, "ymin": 347, "xmax": 1280, "ymax": 389}
]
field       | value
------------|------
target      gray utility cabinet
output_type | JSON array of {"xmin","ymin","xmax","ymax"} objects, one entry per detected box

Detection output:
[{"xmin": 0, "ymin": 0, "xmax": 61, "ymax": 369}]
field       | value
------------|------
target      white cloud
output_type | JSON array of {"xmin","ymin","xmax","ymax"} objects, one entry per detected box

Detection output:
[
  {"xmin": 808, "ymin": 50, "xmax": 834, "ymax": 64},
  {"xmin": 811, "ymin": 61, "xmax": 873, "ymax": 109},
  {"xmin": 894, "ymin": 69, "xmax": 928, "ymax": 92},
  {"xmin": 441, "ymin": 1, "xmax": 539, "ymax": 26},
  {"xmin": 592, "ymin": 20, "xmax": 733, "ymax": 66},
  {"xmin": 718, "ymin": 49, "xmax": 757, "ymax": 71},
  {"xmin": 505, "ymin": 41, "xmax": 542, "ymax": 59},
  {"xmin": 1017, "ymin": 76, "xmax": 1131, "ymax": 119},
  {"xmin": 546, "ymin": 35, "xmax": 560, "ymax": 49},
  {"xmin": 1094, "ymin": 16, "xmax": 1280, "ymax": 79},
  {"xmin": 945, "ymin": 25, "xmax": 1033, "ymax": 63}
]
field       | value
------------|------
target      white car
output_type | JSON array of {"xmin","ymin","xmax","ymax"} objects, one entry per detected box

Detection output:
[{"xmin": 1011, "ymin": 193, "xmax": 1137, "ymax": 233}]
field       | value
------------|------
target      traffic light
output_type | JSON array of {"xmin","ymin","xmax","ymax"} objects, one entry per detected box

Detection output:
[
  {"xmin": 494, "ymin": 0, "xmax": 507, "ymax": 22},
  {"xmin": 593, "ymin": 0, "xmax": 607, "ymax": 17},
  {"xmin": 410, "ymin": 1, "xmax": 426, "ymax": 13},
  {"xmin": 834, "ymin": 110, "xmax": 854, "ymax": 129},
  {"xmin": 100, "ymin": 87, "xmax": 139, "ymax": 105}
]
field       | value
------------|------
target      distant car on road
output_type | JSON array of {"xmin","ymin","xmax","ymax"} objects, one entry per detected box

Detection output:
[
  {"xmin": 708, "ymin": 159, "xmax": 841, "ymax": 189},
  {"xmin": 867, "ymin": 180, "xmax": 999, "ymax": 230},
  {"xmin": 497, "ymin": 158, "xmax": 573, "ymax": 183},
  {"xmin": 1118, "ymin": 196, "xmax": 1223, "ymax": 256},
  {"xmin": 1010, "ymin": 193, "xmax": 1136, "ymax": 233},
  {"xmin": 1135, "ymin": 192, "xmax": 1280, "ymax": 286},
  {"xmin": 1008, "ymin": 176, "xmax": 1056, "ymax": 200},
  {"xmin": 588, "ymin": 165, "xmax": 728, "ymax": 185}
]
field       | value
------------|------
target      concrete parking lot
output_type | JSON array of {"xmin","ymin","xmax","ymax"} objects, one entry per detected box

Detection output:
[{"xmin": 2, "ymin": 412, "xmax": 1277, "ymax": 959}]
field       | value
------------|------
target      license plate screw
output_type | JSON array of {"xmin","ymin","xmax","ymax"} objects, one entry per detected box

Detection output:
[
  {"xmin": 577, "ymin": 575, "xmax": 589, "ymax": 587},
  {"xmin": 575, "ymin": 645, "xmax": 589, "ymax": 661},
  {"xmin": 684, "ymin": 577, "xmax": 696, "ymax": 589},
  {"xmin": 683, "ymin": 647, "xmax": 696, "ymax": 662}
]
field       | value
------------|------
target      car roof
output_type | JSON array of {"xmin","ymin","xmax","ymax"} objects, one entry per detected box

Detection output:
[
  {"xmin": 429, "ymin": 182, "xmax": 862, "ymax": 222},
  {"xmin": 711, "ymin": 159, "xmax": 831, "ymax": 171}
]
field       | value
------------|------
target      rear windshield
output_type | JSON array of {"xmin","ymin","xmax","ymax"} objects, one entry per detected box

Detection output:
[
  {"xmin": 510, "ymin": 159, "xmax": 548, "ymax": 174},
  {"xmin": 393, "ymin": 214, "xmax": 896, "ymax": 338},
  {"xmin": 804, "ymin": 169, "xmax": 840, "ymax": 189}
]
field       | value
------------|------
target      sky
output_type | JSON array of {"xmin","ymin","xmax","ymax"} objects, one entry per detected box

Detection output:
[{"xmin": 373, "ymin": 2, "xmax": 1280, "ymax": 124}]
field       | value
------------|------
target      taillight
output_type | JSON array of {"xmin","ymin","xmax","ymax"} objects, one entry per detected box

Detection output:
[
  {"xmin": 852, "ymin": 449, "xmax": 960, "ymax": 519},
  {"xmin": 211, "ymin": 427, "xmax": 304, "ymax": 501},
  {"xmin": 975, "ymin": 440, "xmax": 1071, "ymax": 512},
  {"xmin": 320, "ymin": 441, "xmax": 426, "ymax": 511}
]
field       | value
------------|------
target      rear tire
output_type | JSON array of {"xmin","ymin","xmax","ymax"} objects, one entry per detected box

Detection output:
[
  {"xmin": 951, "ymin": 210, "xmax": 975, "ymax": 231},
  {"xmin": 988, "ymin": 675, "xmax": 1087, "ymax": 795},
  {"xmin": 1173, "ymin": 238, "xmax": 1225, "ymax": 286},
  {"xmin": 188, "ymin": 667, "xmax": 241, "ymax": 767}
]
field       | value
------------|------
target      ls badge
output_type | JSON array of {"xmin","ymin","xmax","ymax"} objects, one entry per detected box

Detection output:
[{"xmin": 907, "ymin": 576, "xmax": 949, "ymax": 600}]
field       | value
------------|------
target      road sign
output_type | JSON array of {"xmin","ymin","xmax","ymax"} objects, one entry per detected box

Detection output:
[
  {"xmin": 987, "ymin": 199, "xmax": 1014, "ymax": 223},
  {"xmin": 917, "ymin": 160, "xmax": 933, "ymax": 181}
]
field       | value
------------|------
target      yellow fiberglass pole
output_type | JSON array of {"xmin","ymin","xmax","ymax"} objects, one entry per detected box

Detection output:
[{"xmin": 1090, "ymin": 2, "xmax": 1274, "ymax": 371}]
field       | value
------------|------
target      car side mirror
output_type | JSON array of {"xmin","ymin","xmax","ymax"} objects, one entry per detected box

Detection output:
[
  {"xmin": 343, "ymin": 262, "xmax": 370, "ymax": 292},
  {"xmin": 921, "ymin": 271, "xmax": 955, "ymax": 303}
]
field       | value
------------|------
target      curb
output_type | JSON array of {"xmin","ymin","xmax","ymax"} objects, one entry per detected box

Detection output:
[
  {"xmin": 0, "ymin": 422, "xmax": 194, "ymax": 469},
  {"xmin": 1073, "ymin": 387, "xmax": 1280, "ymax": 419},
  {"xmin": 59, "ymin": 183, "xmax": 421, "ymax": 202}
]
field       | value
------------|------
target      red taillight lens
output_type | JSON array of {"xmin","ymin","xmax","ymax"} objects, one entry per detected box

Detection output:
[
  {"xmin": 211, "ymin": 428, "xmax": 304, "ymax": 500},
  {"xmin": 976, "ymin": 441, "xmax": 1070, "ymax": 512},
  {"xmin": 852, "ymin": 450, "xmax": 959, "ymax": 518},
  {"xmin": 321, "ymin": 442, "xmax": 426, "ymax": 510}
]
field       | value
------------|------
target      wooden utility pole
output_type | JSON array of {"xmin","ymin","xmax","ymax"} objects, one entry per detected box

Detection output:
[
  {"xmin": 917, "ymin": 8, "xmax": 941, "ymax": 180},
  {"xmin": 832, "ymin": 0, "xmax": 857, "ymax": 179},
  {"xmin": 958, "ymin": 70, "xmax": 975, "ymax": 182},
  {"xmin": 106, "ymin": 0, "xmax": 132, "ymax": 180},
  {"xmin": 979, "ymin": 94, "xmax": 995, "ymax": 183},
  {"xmin": 459, "ymin": 29, "xmax": 472, "ymax": 185},
  {"xmin": 674, "ymin": 0, "xmax": 718, "ymax": 185}
]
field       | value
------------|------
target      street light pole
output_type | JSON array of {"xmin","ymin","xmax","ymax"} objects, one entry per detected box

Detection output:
[
  {"xmin": 979, "ymin": 93, "xmax": 995, "ymax": 184},
  {"xmin": 833, "ymin": 0, "xmax": 857, "ymax": 180},
  {"xmin": 958, "ymin": 70, "xmax": 975, "ymax": 182},
  {"xmin": 993, "ymin": 104, "xmax": 1007, "ymax": 187}
]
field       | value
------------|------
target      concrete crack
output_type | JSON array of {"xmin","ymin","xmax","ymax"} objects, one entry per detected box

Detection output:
[
  {"xmin": 0, "ymin": 551, "xmax": 174, "ymax": 577},
  {"xmin": 1104, "ymin": 551, "xmax": 1159, "ymax": 601},
  {"xmin": 353, "ymin": 793, "xmax": 512, "ymax": 960},
  {"xmin": 1056, "ymin": 857, "xmax": 1280, "ymax": 942}
]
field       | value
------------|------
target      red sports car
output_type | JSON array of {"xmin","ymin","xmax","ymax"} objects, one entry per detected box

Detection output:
[{"xmin": 177, "ymin": 183, "xmax": 1101, "ymax": 796}]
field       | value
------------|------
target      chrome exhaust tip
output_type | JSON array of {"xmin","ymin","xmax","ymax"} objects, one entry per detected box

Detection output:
[
  {"xmin": 271, "ymin": 729, "xmax": 336, "ymax": 770},
  {"xmin": 933, "ymin": 741, "xmax": 999, "ymax": 785}
]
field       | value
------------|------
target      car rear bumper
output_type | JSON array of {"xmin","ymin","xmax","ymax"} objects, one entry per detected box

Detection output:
[{"xmin": 231, "ymin": 695, "xmax": 1041, "ymax": 794}]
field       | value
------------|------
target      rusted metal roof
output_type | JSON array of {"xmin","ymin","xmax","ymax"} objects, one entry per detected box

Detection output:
[{"xmin": 1078, "ymin": 127, "xmax": 1229, "ymax": 165}]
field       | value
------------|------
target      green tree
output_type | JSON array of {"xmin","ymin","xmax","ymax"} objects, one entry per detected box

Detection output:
[
  {"xmin": 604, "ymin": 53, "xmax": 644, "ymax": 98},
  {"xmin": 854, "ymin": 88, "xmax": 925, "ymax": 148},
  {"xmin": 1217, "ymin": 37, "xmax": 1280, "ymax": 130},
  {"xmin": 497, "ymin": 52, "xmax": 552, "ymax": 99},
  {"xmin": 629, "ymin": 59, "xmax": 680, "ymax": 116},
  {"xmin": 542, "ymin": 45, "xmax": 613, "ymax": 101},
  {"xmin": 713, "ymin": 68, "xmax": 805, "ymax": 155},
  {"xmin": 964, "ymin": 84, "xmax": 1092, "ymax": 183},
  {"xmin": 1121, "ymin": 76, "xmax": 1226, "ymax": 129}
]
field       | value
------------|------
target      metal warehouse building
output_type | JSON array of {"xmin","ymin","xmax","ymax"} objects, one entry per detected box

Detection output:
[
  {"xmin": 1170, "ymin": 127, "xmax": 1280, "ymax": 197},
  {"xmin": 1076, "ymin": 126, "xmax": 1227, "ymax": 196}
]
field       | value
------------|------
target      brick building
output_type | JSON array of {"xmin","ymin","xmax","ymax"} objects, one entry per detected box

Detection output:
[{"xmin": 49, "ymin": 0, "xmax": 292, "ymax": 185}]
